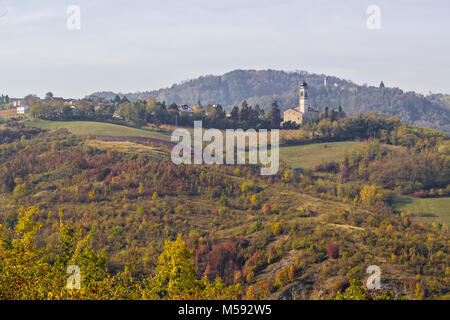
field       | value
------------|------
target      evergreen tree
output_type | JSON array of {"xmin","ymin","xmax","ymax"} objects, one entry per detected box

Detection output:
[{"xmin": 270, "ymin": 101, "xmax": 281, "ymax": 129}]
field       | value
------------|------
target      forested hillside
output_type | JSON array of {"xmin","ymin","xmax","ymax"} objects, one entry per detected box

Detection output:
[
  {"xmin": 91, "ymin": 70, "xmax": 450, "ymax": 132},
  {"xmin": 0, "ymin": 119, "xmax": 449, "ymax": 299}
]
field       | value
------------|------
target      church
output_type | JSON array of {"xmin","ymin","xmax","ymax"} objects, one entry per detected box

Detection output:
[{"xmin": 283, "ymin": 81, "xmax": 319, "ymax": 125}]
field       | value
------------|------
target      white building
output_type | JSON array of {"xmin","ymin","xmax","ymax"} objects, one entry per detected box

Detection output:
[
  {"xmin": 177, "ymin": 104, "xmax": 194, "ymax": 112},
  {"xmin": 11, "ymin": 99, "xmax": 22, "ymax": 107},
  {"xmin": 282, "ymin": 82, "xmax": 319, "ymax": 125}
]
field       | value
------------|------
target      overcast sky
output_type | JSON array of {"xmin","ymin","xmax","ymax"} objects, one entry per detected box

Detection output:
[{"xmin": 0, "ymin": 0, "xmax": 449, "ymax": 98}]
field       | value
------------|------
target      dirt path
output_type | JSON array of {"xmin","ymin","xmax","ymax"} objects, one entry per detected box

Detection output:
[{"xmin": 92, "ymin": 135, "xmax": 175, "ymax": 148}]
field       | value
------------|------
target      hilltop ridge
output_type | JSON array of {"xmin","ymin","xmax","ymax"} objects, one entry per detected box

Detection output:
[{"xmin": 90, "ymin": 69, "xmax": 450, "ymax": 132}]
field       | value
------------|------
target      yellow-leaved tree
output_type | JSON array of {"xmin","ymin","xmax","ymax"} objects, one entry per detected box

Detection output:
[
  {"xmin": 1, "ymin": 207, "xmax": 240, "ymax": 300},
  {"xmin": 0, "ymin": 206, "xmax": 51, "ymax": 299},
  {"xmin": 142, "ymin": 234, "xmax": 241, "ymax": 300}
]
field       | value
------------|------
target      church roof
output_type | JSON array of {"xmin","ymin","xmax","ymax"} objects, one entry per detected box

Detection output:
[{"xmin": 284, "ymin": 106, "xmax": 303, "ymax": 114}]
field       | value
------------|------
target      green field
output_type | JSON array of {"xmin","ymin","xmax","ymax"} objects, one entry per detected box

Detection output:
[
  {"xmin": 279, "ymin": 141, "xmax": 365, "ymax": 169},
  {"xmin": 393, "ymin": 196, "xmax": 450, "ymax": 228},
  {"xmin": 26, "ymin": 120, "xmax": 171, "ymax": 141}
]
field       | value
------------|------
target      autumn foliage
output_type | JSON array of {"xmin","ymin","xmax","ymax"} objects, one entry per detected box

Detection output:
[{"xmin": 326, "ymin": 242, "xmax": 340, "ymax": 259}]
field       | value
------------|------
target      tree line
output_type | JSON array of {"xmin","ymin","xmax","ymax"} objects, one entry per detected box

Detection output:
[{"xmin": 29, "ymin": 97, "xmax": 283, "ymax": 130}]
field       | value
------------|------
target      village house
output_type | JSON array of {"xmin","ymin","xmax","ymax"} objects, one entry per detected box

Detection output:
[
  {"xmin": 10, "ymin": 98, "xmax": 23, "ymax": 108},
  {"xmin": 177, "ymin": 104, "xmax": 194, "ymax": 112}
]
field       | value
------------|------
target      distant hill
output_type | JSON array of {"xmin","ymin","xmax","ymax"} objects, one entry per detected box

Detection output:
[{"xmin": 90, "ymin": 69, "xmax": 450, "ymax": 132}]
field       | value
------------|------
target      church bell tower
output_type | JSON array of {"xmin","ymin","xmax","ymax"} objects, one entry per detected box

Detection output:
[{"xmin": 299, "ymin": 81, "xmax": 308, "ymax": 114}]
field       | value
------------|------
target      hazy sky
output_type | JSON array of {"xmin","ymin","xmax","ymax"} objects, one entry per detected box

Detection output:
[{"xmin": 0, "ymin": 0, "xmax": 449, "ymax": 98}]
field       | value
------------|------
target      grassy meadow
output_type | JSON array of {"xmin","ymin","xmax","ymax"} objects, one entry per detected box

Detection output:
[
  {"xmin": 26, "ymin": 120, "xmax": 171, "ymax": 141},
  {"xmin": 279, "ymin": 141, "xmax": 365, "ymax": 169},
  {"xmin": 393, "ymin": 196, "xmax": 450, "ymax": 228}
]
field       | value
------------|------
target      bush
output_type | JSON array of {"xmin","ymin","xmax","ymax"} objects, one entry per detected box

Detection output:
[
  {"xmin": 272, "ymin": 222, "xmax": 282, "ymax": 236},
  {"xmin": 262, "ymin": 203, "xmax": 271, "ymax": 215},
  {"xmin": 326, "ymin": 242, "xmax": 340, "ymax": 259}
]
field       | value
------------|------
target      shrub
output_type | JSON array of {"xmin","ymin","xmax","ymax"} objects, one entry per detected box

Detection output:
[
  {"xmin": 262, "ymin": 203, "xmax": 271, "ymax": 215},
  {"xmin": 272, "ymin": 222, "xmax": 282, "ymax": 236},
  {"xmin": 326, "ymin": 242, "xmax": 340, "ymax": 259},
  {"xmin": 252, "ymin": 221, "xmax": 262, "ymax": 232}
]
